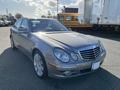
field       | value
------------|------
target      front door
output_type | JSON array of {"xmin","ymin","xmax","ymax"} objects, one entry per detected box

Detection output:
[{"xmin": 17, "ymin": 19, "xmax": 34, "ymax": 56}]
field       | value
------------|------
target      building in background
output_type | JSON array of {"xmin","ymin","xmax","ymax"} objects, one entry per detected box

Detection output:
[
  {"xmin": 79, "ymin": 0, "xmax": 120, "ymax": 25},
  {"xmin": 78, "ymin": 0, "xmax": 120, "ymax": 31}
]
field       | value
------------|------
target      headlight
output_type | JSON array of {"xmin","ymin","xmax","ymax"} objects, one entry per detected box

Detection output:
[
  {"xmin": 71, "ymin": 52, "xmax": 78, "ymax": 61},
  {"xmin": 54, "ymin": 48, "xmax": 70, "ymax": 63}
]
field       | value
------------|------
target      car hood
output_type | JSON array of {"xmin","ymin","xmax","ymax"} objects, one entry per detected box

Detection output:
[{"xmin": 33, "ymin": 31, "xmax": 99, "ymax": 49}]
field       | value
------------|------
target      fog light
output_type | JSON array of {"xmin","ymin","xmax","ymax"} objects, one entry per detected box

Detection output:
[{"xmin": 63, "ymin": 71, "xmax": 72, "ymax": 76}]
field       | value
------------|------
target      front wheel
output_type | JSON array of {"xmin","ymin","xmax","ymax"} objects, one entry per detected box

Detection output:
[{"xmin": 33, "ymin": 50, "xmax": 48, "ymax": 78}]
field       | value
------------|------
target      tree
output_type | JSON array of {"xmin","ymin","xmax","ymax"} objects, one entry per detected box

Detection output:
[
  {"xmin": 41, "ymin": 15, "xmax": 46, "ymax": 18},
  {"xmin": 15, "ymin": 13, "xmax": 23, "ymax": 20}
]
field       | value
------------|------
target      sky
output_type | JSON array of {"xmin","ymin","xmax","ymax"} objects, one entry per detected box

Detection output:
[{"xmin": 0, "ymin": 0, "xmax": 82, "ymax": 18}]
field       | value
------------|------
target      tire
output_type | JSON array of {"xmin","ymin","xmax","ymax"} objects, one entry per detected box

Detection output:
[
  {"xmin": 10, "ymin": 37, "xmax": 16, "ymax": 50},
  {"xmin": 33, "ymin": 50, "xmax": 48, "ymax": 78}
]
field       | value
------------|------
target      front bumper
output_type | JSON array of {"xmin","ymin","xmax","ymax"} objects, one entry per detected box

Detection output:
[{"xmin": 48, "ymin": 52, "xmax": 106, "ymax": 78}]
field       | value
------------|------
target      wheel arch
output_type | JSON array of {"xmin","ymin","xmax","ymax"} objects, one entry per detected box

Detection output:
[
  {"xmin": 32, "ymin": 48, "xmax": 45, "ymax": 60},
  {"xmin": 32, "ymin": 47, "xmax": 48, "ymax": 78}
]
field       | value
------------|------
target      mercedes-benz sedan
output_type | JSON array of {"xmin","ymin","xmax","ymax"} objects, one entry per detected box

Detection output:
[{"xmin": 10, "ymin": 18, "xmax": 106, "ymax": 78}]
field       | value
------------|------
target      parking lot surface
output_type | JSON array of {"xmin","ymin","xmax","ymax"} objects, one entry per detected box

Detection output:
[{"xmin": 0, "ymin": 27, "xmax": 120, "ymax": 90}]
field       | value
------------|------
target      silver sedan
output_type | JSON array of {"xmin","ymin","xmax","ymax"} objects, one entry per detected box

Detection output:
[{"xmin": 10, "ymin": 18, "xmax": 106, "ymax": 78}]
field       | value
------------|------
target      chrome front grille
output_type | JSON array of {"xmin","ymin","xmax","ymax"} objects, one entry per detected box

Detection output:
[{"xmin": 79, "ymin": 46, "xmax": 100, "ymax": 60}]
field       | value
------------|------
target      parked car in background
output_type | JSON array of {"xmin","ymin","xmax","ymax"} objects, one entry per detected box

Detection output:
[
  {"xmin": 10, "ymin": 18, "xmax": 106, "ymax": 78},
  {"xmin": 4, "ymin": 20, "xmax": 11, "ymax": 26},
  {"xmin": 0, "ymin": 20, "xmax": 5, "ymax": 26}
]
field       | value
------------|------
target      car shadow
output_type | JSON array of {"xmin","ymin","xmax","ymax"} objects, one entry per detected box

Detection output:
[
  {"xmin": 44, "ymin": 68, "xmax": 120, "ymax": 90},
  {"xmin": 77, "ymin": 29, "xmax": 120, "ymax": 42},
  {"xmin": 0, "ymin": 48, "xmax": 120, "ymax": 90}
]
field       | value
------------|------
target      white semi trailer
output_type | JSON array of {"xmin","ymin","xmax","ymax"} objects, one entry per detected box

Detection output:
[{"xmin": 79, "ymin": 0, "xmax": 120, "ymax": 31}]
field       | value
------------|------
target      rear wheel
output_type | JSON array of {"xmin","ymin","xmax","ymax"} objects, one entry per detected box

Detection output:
[{"xmin": 33, "ymin": 50, "xmax": 48, "ymax": 78}]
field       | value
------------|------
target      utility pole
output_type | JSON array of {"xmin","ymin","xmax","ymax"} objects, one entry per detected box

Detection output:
[
  {"xmin": 6, "ymin": 8, "xmax": 9, "ymax": 15},
  {"xmin": 57, "ymin": 0, "xmax": 59, "ymax": 14},
  {"xmin": 101, "ymin": 0, "xmax": 105, "ymax": 23}
]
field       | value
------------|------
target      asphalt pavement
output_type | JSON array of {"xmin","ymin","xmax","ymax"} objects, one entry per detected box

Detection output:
[{"xmin": 0, "ymin": 27, "xmax": 120, "ymax": 90}]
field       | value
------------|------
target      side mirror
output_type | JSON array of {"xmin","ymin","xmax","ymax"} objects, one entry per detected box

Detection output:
[{"xmin": 18, "ymin": 27, "xmax": 28, "ymax": 34}]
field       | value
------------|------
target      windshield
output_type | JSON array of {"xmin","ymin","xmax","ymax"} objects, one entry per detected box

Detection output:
[{"xmin": 30, "ymin": 19, "xmax": 68, "ymax": 32}]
